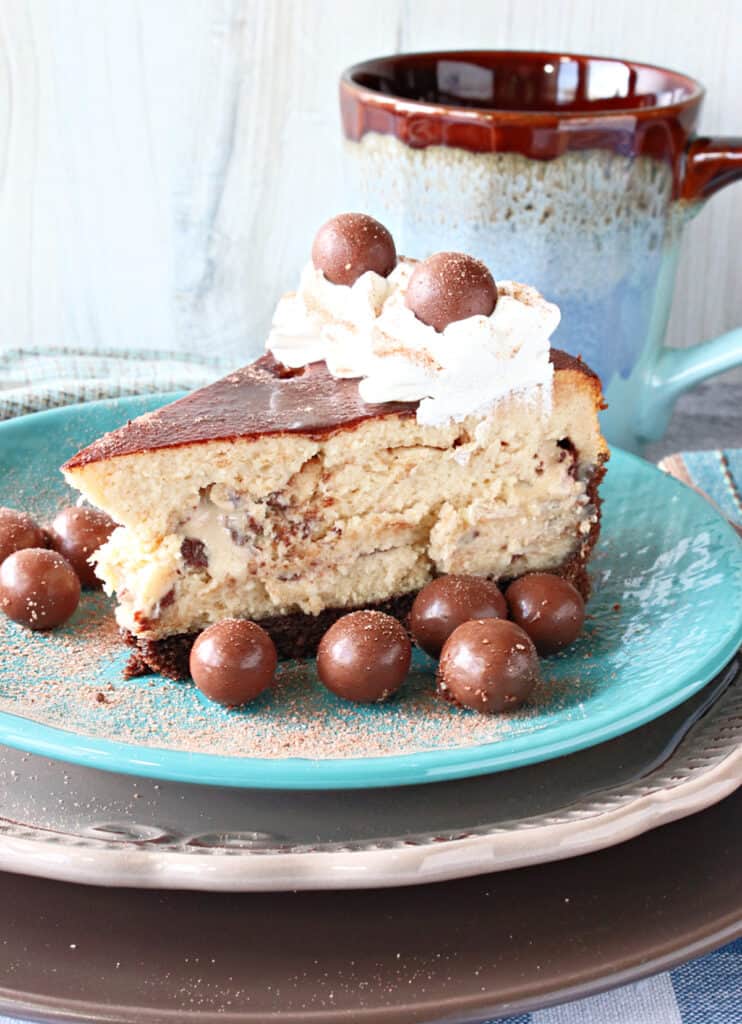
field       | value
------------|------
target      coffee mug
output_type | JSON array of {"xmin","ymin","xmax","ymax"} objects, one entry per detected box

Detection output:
[{"xmin": 340, "ymin": 51, "xmax": 742, "ymax": 452}]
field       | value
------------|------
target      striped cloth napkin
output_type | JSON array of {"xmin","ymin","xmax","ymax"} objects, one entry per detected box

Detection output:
[
  {"xmin": 0, "ymin": 350, "xmax": 739, "ymax": 1023},
  {"xmin": 0, "ymin": 346, "xmax": 227, "ymax": 420}
]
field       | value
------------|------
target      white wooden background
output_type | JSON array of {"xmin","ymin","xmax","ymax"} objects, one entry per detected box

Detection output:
[{"xmin": 0, "ymin": 0, "xmax": 740, "ymax": 369}]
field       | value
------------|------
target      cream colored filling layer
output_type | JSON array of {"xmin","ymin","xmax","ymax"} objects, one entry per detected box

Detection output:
[{"xmin": 94, "ymin": 388, "xmax": 600, "ymax": 640}]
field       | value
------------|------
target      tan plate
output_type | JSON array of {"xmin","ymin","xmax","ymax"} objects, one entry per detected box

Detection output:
[{"xmin": 0, "ymin": 789, "xmax": 739, "ymax": 1023}]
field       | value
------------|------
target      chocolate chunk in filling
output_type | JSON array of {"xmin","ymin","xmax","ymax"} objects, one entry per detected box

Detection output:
[{"xmin": 181, "ymin": 537, "xmax": 208, "ymax": 569}]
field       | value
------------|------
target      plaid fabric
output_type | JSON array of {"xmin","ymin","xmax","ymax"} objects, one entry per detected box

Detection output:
[
  {"xmin": 489, "ymin": 941, "xmax": 742, "ymax": 1022},
  {"xmin": 0, "ymin": 346, "xmax": 227, "ymax": 420},
  {"xmin": 0, "ymin": 353, "xmax": 739, "ymax": 1023}
]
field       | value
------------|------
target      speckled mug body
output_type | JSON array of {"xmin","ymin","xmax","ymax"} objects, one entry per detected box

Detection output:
[
  {"xmin": 345, "ymin": 136, "xmax": 683, "ymax": 448},
  {"xmin": 341, "ymin": 52, "xmax": 742, "ymax": 452}
]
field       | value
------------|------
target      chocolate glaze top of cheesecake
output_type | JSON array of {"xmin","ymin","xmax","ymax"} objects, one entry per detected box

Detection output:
[{"xmin": 64, "ymin": 350, "xmax": 597, "ymax": 470}]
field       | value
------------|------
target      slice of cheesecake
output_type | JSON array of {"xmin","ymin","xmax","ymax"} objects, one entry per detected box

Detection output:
[
  {"xmin": 62, "ymin": 215, "xmax": 608, "ymax": 679},
  {"xmin": 63, "ymin": 349, "xmax": 606, "ymax": 679}
]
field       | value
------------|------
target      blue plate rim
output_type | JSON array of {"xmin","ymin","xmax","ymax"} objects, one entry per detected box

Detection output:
[{"xmin": 1, "ymin": 395, "xmax": 741, "ymax": 790}]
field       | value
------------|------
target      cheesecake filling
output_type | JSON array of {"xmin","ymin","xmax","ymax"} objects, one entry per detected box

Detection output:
[
  {"xmin": 94, "ymin": 405, "xmax": 598, "ymax": 641},
  {"xmin": 267, "ymin": 261, "xmax": 560, "ymax": 428}
]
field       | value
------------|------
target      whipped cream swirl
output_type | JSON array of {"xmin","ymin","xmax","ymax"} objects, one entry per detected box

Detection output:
[
  {"xmin": 267, "ymin": 260, "xmax": 560, "ymax": 427},
  {"xmin": 267, "ymin": 262, "xmax": 390, "ymax": 378}
]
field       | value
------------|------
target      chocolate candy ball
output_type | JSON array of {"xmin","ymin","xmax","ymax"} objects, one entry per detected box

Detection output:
[
  {"xmin": 505, "ymin": 573, "xmax": 586, "ymax": 655},
  {"xmin": 438, "ymin": 618, "xmax": 540, "ymax": 714},
  {"xmin": 189, "ymin": 619, "xmax": 277, "ymax": 707},
  {"xmin": 410, "ymin": 574, "xmax": 507, "ymax": 658},
  {"xmin": 317, "ymin": 610, "xmax": 411, "ymax": 703},
  {"xmin": 49, "ymin": 506, "xmax": 116, "ymax": 588},
  {"xmin": 405, "ymin": 252, "xmax": 497, "ymax": 332},
  {"xmin": 0, "ymin": 507, "xmax": 47, "ymax": 565},
  {"xmin": 0, "ymin": 548, "xmax": 81, "ymax": 629},
  {"xmin": 311, "ymin": 213, "xmax": 397, "ymax": 286}
]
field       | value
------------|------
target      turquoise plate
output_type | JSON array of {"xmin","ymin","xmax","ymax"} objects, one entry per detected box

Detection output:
[{"xmin": 0, "ymin": 395, "xmax": 741, "ymax": 790}]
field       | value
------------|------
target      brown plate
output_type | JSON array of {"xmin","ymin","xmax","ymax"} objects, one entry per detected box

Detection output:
[{"xmin": 0, "ymin": 788, "xmax": 739, "ymax": 1023}]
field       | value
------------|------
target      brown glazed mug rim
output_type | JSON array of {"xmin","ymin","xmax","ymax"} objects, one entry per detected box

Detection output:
[{"xmin": 341, "ymin": 49, "xmax": 705, "ymax": 121}]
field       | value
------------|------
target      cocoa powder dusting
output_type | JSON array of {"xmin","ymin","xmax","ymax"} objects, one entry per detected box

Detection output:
[{"xmin": 0, "ymin": 586, "xmax": 595, "ymax": 761}]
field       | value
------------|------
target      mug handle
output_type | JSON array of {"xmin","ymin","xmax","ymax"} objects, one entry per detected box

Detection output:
[
  {"xmin": 641, "ymin": 137, "xmax": 742, "ymax": 441},
  {"xmin": 681, "ymin": 136, "xmax": 742, "ymax": 201}
]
